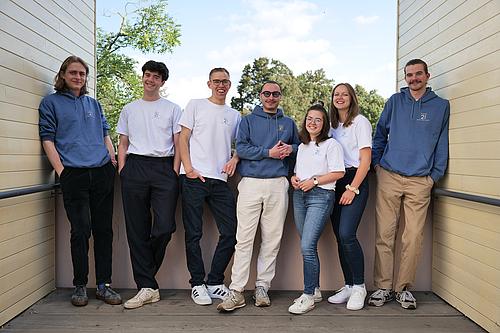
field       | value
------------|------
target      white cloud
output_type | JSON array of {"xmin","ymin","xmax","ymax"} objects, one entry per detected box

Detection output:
[{"xmin": 354, "ymin": 15, "xmax": 380, "ymax": 25}]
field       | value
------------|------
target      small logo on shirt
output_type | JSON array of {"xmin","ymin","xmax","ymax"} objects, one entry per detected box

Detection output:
[
  {"xmin": 221, "ymin": 117, "xmax": 230, "ymax": 125},
  {"xmin": 278, "ymin": 125, "xmax": 285, "ymax": 132},
  {"xmin": 85, "ymin": 109, "xmax": 94, "ymax": 119},
  {"xmin": 153, "ymin": 111, "xmax": 161, "ymax": 119},
  {"xmin": 314, "ymin": 148, "xmax": 322, "ymax": 155},
  {"xmin": 417, "ymin": 113, "xmax": 429, "ymax": 121}
]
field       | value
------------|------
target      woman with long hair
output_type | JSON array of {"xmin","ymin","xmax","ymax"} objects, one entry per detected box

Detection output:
[
  {"xmin": 327, "ymin": 83, "xmax": 372, "ymax": 310},
  {"xmin": 288, "ymin": 103, "xmax": 345, "ymax": 314}
]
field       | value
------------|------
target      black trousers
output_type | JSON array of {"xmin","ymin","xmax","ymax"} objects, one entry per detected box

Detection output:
[
  {"xmin": 59, "ymin": 162, "xmax": 116, "ymax": 286},
  {"xmin": 120, "ymin": 154, "xmax": 179, "ymax": 289}
]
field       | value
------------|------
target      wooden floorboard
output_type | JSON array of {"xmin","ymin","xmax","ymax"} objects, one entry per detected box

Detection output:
[{"xmin": 3, "ymin": 289, "xmax": 486, "ymax": 332}]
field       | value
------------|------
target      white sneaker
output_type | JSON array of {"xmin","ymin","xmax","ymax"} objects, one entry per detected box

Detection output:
[
  {"xmin": 207, "ymin": 284, "xmax": 230, "ymax": 300},
  {"xmin": 288, "ymin": 294, "xmax": 315, "ymax": 314},
  {"xmin": 328, "ymin": 285, "xmax": 352, "ymax": 304},
  {"xmin": 124, "ymin": 288, "xmax": 160, "ymax": 309},
  {"xmin": 191, "ymin": 285, "xmax": 212, "ymax": 305},
  {"xmin": 346, "ymin": 285, "xmax": 366, "ymax": 310},
  {"xmin": 295, "ymin": 288, "xmax": 322, "ymax": 303}
]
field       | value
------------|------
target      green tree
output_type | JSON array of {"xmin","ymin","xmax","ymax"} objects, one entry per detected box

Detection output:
[
  {"xmin": 97, "ymin": 0, "xmax": 181, "ymax": 144},
  {"xmin": 354, "ymin": 84, "xmax": 387, "ymax": 134},
  {"xmin": 231, "ymin": 57, "xmax": 335, "ymax": 127}
]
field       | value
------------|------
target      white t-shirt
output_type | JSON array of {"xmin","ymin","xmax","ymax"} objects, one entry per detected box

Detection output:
[
  {"xmin": 178, "ymin": 98, "xmax": 241, "ymax": 182},
  {"xmin": 329, "ymin": 114, "xmax": 372, "ymax": 168},
  {"xmin": 294, "ymin": 138, "xmax": 345, "ymax": 191},
  {"xmin": 116, "ymin": 98, "xmax": 182, "ymax": 157}
]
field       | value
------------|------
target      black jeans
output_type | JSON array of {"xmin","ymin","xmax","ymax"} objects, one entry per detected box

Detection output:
[
  {"xmin": 120, "ymin": 154, "xmax": 178, "ymax": 290},
  {"xmin": 59, "ymin": 162, "xmax": 115, "ymax": 286},
  {"xmin": 180, "ymin": 175, "xmax": 237, "ymax": 287}
]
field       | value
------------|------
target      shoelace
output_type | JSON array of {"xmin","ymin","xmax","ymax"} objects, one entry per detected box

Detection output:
[
  {"xmin": 75, "ymin": 287, "xmax": 85, "ymax": 296},
  {"xmin": 399, "ymin": 291, "xmax": 414, "ymax": 302},
  {"xmin": 255, "ymin": 287, "xmax": 266, "ymax": 298}
]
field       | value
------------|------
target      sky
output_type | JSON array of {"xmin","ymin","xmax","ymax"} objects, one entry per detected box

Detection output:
[{"xmin": 97, "ymin": 0, "xmax": 397, "ymax": 109}]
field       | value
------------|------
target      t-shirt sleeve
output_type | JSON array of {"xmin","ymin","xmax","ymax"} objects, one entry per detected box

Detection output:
[
  {"xmin": 178, "ymin": 100, "xmax": 195, "ymax": 130},
  {"xmin": 232, "ymin": 112, "xmax": 242, "ymax": 142},
  {"xmin": 172, "ymin": 104, "xmax": 183, "ymax": 134},
  {"xmin": 115, "ymin": 105, "xmax": 129, "ymax": 136},
  {"xmin": 326, "ymin": 139, "xmax": 346, "ymax": 173},
  {"xmin": 356, "ymin": 116, "xmax": 373, "ymax": 150}
]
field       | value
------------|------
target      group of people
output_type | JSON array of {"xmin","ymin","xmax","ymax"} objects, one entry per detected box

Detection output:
[{"xmin": 38, "ymin": 56, "xmax": 449, "ymax": 314}]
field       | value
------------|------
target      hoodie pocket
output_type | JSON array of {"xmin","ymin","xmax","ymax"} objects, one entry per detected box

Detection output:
[{"xmin": 383, "ymin": 149, "xmax": 429, "ymax": 175}]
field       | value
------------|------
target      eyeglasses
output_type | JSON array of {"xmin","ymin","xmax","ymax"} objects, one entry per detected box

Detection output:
[
  {"xmin": 212, "ymin": 79, "xmax": 230, "ymax": 86},
  {"xmin": 306, "ymin": 117, "xmax": 323, "ymax": 124},
  {"xmin": 261, "ymin": 91, "xmax": 282, "ymax": 98}
]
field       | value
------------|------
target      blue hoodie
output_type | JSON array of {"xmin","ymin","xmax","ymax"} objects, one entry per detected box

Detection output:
[
  {"xmin": 236, "ymin": 105, "xmax": 301, "ymax": 178},
  {"xmin": 39, "ymin": 91, "xmax": 111, "ymax": 168},
  {"xmin": 372, "ymin": 87, "xmax": 450, "ymax": 183}
]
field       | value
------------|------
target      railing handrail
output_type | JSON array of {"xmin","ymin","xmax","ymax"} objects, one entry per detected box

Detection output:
[
  {"xmin": 433, "ymin": 188, "xmax": 500, "ymax": 207},
  {"xmin": 0, "ymin": 184, "xmax": 60, "ymax": 200}
]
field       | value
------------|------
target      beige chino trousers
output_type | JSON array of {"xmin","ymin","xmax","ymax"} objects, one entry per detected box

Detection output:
[{"xmin": 373, "ymin": 167, "xmax": 434, "ymax": 292}]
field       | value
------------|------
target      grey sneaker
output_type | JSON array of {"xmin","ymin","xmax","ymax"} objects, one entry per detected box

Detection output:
[
  {"xmin": 217, "ymin": 290, "xmax": 246, "ymax": 311},
  {"xmin": 368, "ymin": 288, "xmax": 393, "ymax": 307},
  {"xmin": 71, "ymin": 286, "xmax": 88, "ymax": 306},
  {"xmin": 96, "ymin": 284, "xmax": 122, "ymax": 305},
  {"xmin": 253, "ymin": 286, "xmax": 270, "ymax": 307},
  {"xmin": 396, "ymin": 289, "xmax": 417, "ymax": 309}
]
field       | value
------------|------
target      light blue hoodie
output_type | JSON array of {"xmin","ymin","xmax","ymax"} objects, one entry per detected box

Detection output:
[
  {"xmin": 236, "ymin": 105, "xmax": 301, "ymax": 178},
  {"xmin": 372, "ymin": 87, "xmax": 450, "ymax": 183},
  {"xmin": 39, "ymin": 91, "xmax": 111, "ymax": 168}
]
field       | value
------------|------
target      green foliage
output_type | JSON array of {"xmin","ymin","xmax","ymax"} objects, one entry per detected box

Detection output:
[
  {"xmin": 231, "ymin": 57, "xmax": 335, "ymax": 127},
  {"xmin": 97, "ymin": 0, "xmax": 181, "ymax": 145},
  {"xmin": 354, "ymin": 84, "xmax": 387, "ymax": 135}
]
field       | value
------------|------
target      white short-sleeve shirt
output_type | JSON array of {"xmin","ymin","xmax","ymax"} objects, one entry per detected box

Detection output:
[
  {"xmin": 294, "ymin": 138, "xmax": 345, "ymax": 191},
  {"xmin": 329, "ymin": 114, "xmax": 372, "ymax": 168},
  {"xmin": 178, "ymin": 98, "xmax": 241, "ymax": 182},
  {"xmin": 116, "ymin": 98, "xmax": 182, "ymax": 157}
]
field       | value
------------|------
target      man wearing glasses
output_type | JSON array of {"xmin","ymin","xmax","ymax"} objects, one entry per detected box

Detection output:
[
  {"xmin": 218, "ymin": 81, "xmax": 301, "ymax": 311},
  {"xmin": 179, "ymin": 68, "xmax": 241, "ymax": 306}
]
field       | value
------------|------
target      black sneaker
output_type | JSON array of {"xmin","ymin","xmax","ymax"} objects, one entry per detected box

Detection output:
[
  {"xmin": 396, "ymin": 289, "xmax": 417, "ymax": 309},
  {"xmin": 71, "ymin": 286, "xmax": 88, "ymax": 306},
  {"xmin": 96, "ymin": 284, "xmax": 122, "ymax": 305},
  {"xmin": 368, "ymin": 288, "xmax": 393, "ymax": 307}
]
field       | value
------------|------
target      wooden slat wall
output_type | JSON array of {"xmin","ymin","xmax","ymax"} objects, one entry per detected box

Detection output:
[
  {"xmin": 0, "ymin": 0, "xmax": 96, "ymax": 326},
  {"xmin": 398, "ymin": 1, "xmax": 500, "ymax": 332}
]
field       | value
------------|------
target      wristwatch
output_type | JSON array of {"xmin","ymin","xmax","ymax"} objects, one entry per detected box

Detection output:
[{"xmin": 313, "ymin": 178, "xmax": 319, "ymax": 186}]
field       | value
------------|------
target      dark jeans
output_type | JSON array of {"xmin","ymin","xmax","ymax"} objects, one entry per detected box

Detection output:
[
  {"xmin": 120, "ymin": 154, "xmax": 178, "ymax": 290},
  {"xmin": 331, "ymin": 169, "xmax": 369, "ymax": 285},
  {"xmin": 180, "ymin": 175, "xmax": 237, "ymax": 287},
  {"xmin": 59, "ymin": 162, "xmax": 115, "ymax": 286}
]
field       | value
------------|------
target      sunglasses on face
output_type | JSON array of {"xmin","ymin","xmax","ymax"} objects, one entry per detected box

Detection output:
[{"xmin": 261, "ymin": 91, "xmax": 282, "ymax": 98}]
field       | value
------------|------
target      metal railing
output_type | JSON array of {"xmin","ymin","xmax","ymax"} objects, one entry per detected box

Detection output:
[
  {"xmin": 433, "ymin": 188, "xmax": 500, "ymax": 207},
  {"xmin": 0, "ymin": 183, "xmax": 60, "ymax": 200}
]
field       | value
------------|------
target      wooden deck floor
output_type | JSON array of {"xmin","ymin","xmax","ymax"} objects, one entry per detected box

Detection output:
[{"xmin": 3, "ymin": 289, "xmax": 486, "ymax": 332}]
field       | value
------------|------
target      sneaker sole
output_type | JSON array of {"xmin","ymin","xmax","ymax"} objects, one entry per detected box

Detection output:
[
  {"xmin": 71, "ymin": 300, "xmax": 88, "ymax": 306},
  {"xmin": 368, "ymin": 298, "xmax": 392, "ymax": 307},
  {"xmin": 288, "ymin": 305, "xmax": 314, "ymax": 314},
  {"xmin": 96, "ymin": 295, "xmax": 122, "ymax": 305},
  {"xmin": 254, "ymin": 300, "xmax": 270, "ymax": 307},
  {"xmin": 217, "ymin": 302, "xmax": 246, "ymax": 312},
  {"xmin": 124, "ymin": 295, "xmax": 160, "ymax": 309},
  {"xmin": 397, "ymin": 300, "xmax": 417, "ymax": 310},
  {"xmin": 191, "ymin": 296, "xmax": 212, "ymax": 305},
  {"xmin": 327, "ymin": 297, "xmax": 349, "ymax": 304}
]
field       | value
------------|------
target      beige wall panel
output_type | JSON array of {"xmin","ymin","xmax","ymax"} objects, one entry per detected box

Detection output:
[
  {"xmin": 0, "ymin": 101, "xmax": 40, "ymax": 125},
  {"xmin": 0, "ymin": 226, "xmax": 54, "ymax": 261},
  {"xmin": 433, "ymin": 242, "xmax": 499, "ymax": 287},
  {"xmin": 439, "ymin": 174, "xmax": 500, "ymax": 197},
  {"xmin": 448, "ymin": 85, "xmax": 500, "ymax": 116},
  {"xmin": 0, "ymin": 120, "xmax": 39, "ymax": 140},
  {"xmin": 450, "ymin": 104, "xmax": 500, "ymax": 130},
  {"xmin": 449, "ymin": 122, "xmax": 500, "ymax": 144},
  {"xmin": 57, "ymin": 0, "xmax": 94, "ymax": 28},
  {"xmin": 399, "ymin": 0, "xmax": 492, "ymax": 59},
  {"xmin": 0, "ymin": 155, "xmax": 52, "ymax": 173},
  {"xmin": 0, "ymin": 281, "xmax": 54, "ymax": 328},
  {"xmin": 0, "ymin": 212, "xmax": 54, "ymax": 243},
  {"xmin": 0, "ymin": 196, "xmax": 53, "ymax": 225},
  {"xmin": 433, "ymin": 228, "xmax": 499, "ymax": 269},
  {"xmin": 449, "ymin": 141, "xmax": 500, "ymax": 160},
  {"xmin": 0, "ymin": 191, "xmax": 53, "ymax": 209},
  {"xmin": 0, "ymin": 241, "xmax": 55, "ymax": 279},
  {"xmin": 434, "ymin": 219, "xmax": 499, "ymax": 251},
  {"xmin": 446, "ymin": 159, "xmax": 500, "ymax": 179},
  {"xmin": 398, "ymin": 0, "xmax": 419, "ymax": 20},
  {"xmin": 2, "ymin": 85, "xmax": 49, "ymax": 111},
  {"xmin": 0, "ymin": 254, "xmax": 54, "ymax": 297},
  {"xmin": 0, "ymin": 268, "xmax": 54, "ymax": 314},
  {"xmin": 0, "ymin": 170, "xmax": 54, "ymax": 192},
  {"xmin": 433, "ymin": 256, "xmax": 499, "ymax": 304},
  {"xmin": 0, "ymin": 138, "xmax": 44, "ymax": 156},
  {"xmin": 432, "ymin": 277, "xmax": 499, "ymax": 333},
  {"xmin": 434, "ymin": 198, "xmax": 500, "ymax": 233},
  {"xmin": 399, "ymin": 0, "xmax": 437, "ymax": 31}
]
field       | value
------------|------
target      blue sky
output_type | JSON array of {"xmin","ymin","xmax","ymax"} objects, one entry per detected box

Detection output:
[{"xmin": 97, "ymin": 0, "xmax": 397, "ymax": 108}]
